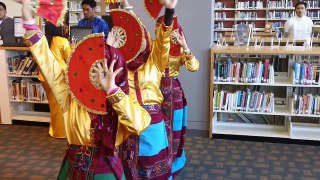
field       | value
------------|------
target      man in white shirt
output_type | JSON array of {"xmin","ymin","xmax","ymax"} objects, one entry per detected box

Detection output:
[{"xmin": 284, "ymin": 1, "xmax": 313, "ymax": 40}]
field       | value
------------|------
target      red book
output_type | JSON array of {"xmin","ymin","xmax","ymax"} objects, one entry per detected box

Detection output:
[{"xmin": 263, "ymin": 59, "xmax": 270, "ymax": 83}]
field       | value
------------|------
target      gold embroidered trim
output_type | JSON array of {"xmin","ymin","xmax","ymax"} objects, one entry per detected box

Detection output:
[
  {"xmin": 24, "ymin": 29, "xmax": 43, "ymax": 46},
  {"xmin": 106, "ymin": 89, "xmax": 125, "ymax": 104}
]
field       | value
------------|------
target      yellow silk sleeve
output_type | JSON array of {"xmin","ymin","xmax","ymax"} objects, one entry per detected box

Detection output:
[
  {"xmin": 62, "ymin": 39, "xmax": 72, "ymax": 62},
  {"xmin": 151, "ymin": 23, "xmax": 173, "ymax": 72},
  {"xmin": 181, "ymin": 53, "xmax": 200, "ymax": 72},
  {"xmin": 106, "ymin": 88, "xmax": 151, "ymax": 146},
  {"xmin": 25, "ymin": 30, "xmax": 70, "ymax": 112}
]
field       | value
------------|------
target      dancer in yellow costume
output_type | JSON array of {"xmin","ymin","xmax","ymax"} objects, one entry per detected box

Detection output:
[
  {"xmin": 38, "ymin": 17, "xmax": 71, "ymax": 138},
  {"xmin": 156, "ymin": 16, "xmax": 199, "ymax": 178},
  {"xmin": 19, "ymin": 0, "xmax": 152, "ymax": 178}
]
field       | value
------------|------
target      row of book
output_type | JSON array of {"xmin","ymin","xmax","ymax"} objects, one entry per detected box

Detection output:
[
  {"xmin": 214, "ymin": 12, "xmax": 227, "ymax": 20},
  {"xmin": 213, "ymin": 89, "xmax": 275, "ymax": 113},
  {"xmin": 307, "ymin": 11, "xmax": 320, "ymax": 20},
  {"xmin": 292, "ymin": 93, "xmax": 320, "ymax": 115},
  {"xmin": 269, "ymin": 0, "xmax": 320, "ymax": 9},
  {"xmin": 68, "ymin": 1, "xmax": 101, "ymax": 12},
  {"xmin": 215, "ymin": 22, "xmax": 225, "ymax": 29},
  {"xmin": 215, "ymin": 0, "xmax": 319, "ymax": 10},
  {"xmin": 214, "ymin": 59, "xmax": 275, "ymax": 84},
  {"xmin": 213, "ymin": 32, "xmax": 223, "ymax": 41},
  {"xmin": 236, "ymin": 1, "xmax": 264, "ymax": 9},
  {"xmin": 10, "ymin": 79, "xmax": 47, "ymax": 102},
  {"xmin": 214, "ymin": 2, "xmax": 226, "ymax": 9},
  {"xmin": 7, "ymin": 56, "xmax": 39, "ymax": 76},
  {"xmin": 293, "ymin": 62, "xmax": 320, "ymax": 85},
  {"xmin": 305, "ymin": 0, "xmax": 320, "ymax": 8},
  {"xmin": 236, "ymin": 12, "xmax": 258, "ymax": 20},
  {"xmin": 268, "ymin": 0, "xmax": 294, "ymax": 9},
  {"xmin": 267, "ymin": 11, "xmax": 294, "ymax": 20}
]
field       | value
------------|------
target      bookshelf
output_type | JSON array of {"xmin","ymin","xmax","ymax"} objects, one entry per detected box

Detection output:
[
  {"xmin": 210, "ymin": 46, "xmax": 320, "ymax": 141},
  {"xmin": 213, "ymin": 0, "xmax": 320, "ymax": 42},
  {"xmin": 0, "ymin": 47, "xmax": 50, "ymax": 124}
]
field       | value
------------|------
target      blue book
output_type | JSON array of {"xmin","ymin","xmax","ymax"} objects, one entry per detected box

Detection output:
[
  {"xmin": 259, "ymin": 64, "xmax": 264, "ymax": 83},
  {"xmin": 294, "ymin": 62, "xmax": 300, "ymax": 84}
]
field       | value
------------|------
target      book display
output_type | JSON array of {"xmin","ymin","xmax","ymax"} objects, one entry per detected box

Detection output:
[{"xmin": 210, "ymin": 46, "xmax": 320, "ymax": 141}]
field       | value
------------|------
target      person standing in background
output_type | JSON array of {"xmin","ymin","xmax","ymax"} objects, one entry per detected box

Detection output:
[
  {"xmin": 38, "ymin": 13, "xmax": 72, "ymax": 138},
  {"xmin": 78, "ymin": 0, "xmax": 109, "ymax": 36},
  {"xmin": 0, "ymin": 2, "xmax": 12, "ymax": 45},
  {"xmin": 284, "ymin": 1, "xmax": 313, "ymax": 40}
]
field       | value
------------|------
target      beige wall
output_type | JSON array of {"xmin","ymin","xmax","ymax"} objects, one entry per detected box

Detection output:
[
  {"xmin": 2, "ymin": 0, "xmax": 22, "ymax": 18},
  {"xmin": 130, "ymin": 1, "xmax": 212, "ymax": 130}
]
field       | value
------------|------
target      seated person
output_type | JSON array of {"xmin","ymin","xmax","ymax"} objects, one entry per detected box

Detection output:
[
  {"xmin": 0, "ymin": 2, "xmax": 13, "ymax": 44},
  {"xmin": 78, "ymin": 0, "xmax": 109, "ymax": 36},
  {"xmin": 0, "ymin": 2, "xmax": 11, "ymax": 24},
  {"xmin": 284, "ymin": 1, "xmax": 313, "ymax": 40}
]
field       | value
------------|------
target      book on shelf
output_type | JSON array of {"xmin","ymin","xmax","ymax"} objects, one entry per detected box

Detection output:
[
  {"xmin": 213, "ymin": 89, "xmax": 275, "ymax": 113},
  {"xmin": 236, "ymin": 12, "xmax": 258, "ymax": 20},
  {"xmin": 292, "ymin": 92, "xmax": 320, "ymax": 115},
  {"xmin": 214, "ymin": 58, "xmax": 274, "ymax": 84},
  {"xmin": 7, "ymin": 56, "xmax": 39, "ymax": 76},
  {"xmin": 236, "ymin": 0, "xmax": 264, "ymax": 9},
  {"xmin": 10, "ymin": 79, "xmax": 47, "ymax": 102},
  {"xmin": 305, "ymin": 0, "xmax": 320, "ymax": 9},
  {"xmin": 268, "ymin": 0, "xmax": 293, "ymax": 9},
  {"xmin": 215, "ymin": 2, "xmax": 226, "ymax": 9},
  {"xmin": 268, "ymin": 11, "xmax": 294, "ymax": 19},
  {"xmin": 307, "ymin": 11, "xmax": 320, "ymax": 20},
  {"xmin": 215, "ymin": 22, "xmax": 225, "ymax": 29},
  {"xmin": 214, "ymin": 12, "xmax": 227, "ymax": 20},
  {"xmin": 293, "ymin": 62, "xmax": 320, "ymax": 85}
]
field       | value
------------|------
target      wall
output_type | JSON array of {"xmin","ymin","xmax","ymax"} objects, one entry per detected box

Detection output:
[
  {"xmin": 130, "ymin": 0, "xmax": 212, "ymax": 130},
  {"xmin": 2, "ymin": 0, "xmax": 21, "ymax": 18}
]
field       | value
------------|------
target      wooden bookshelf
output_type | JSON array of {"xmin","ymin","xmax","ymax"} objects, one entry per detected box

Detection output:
[
  {"xmin": 210, "ymin": 45, "xmax": 320, "ymax": 141},
  {"xmin": 0, "ymin": 47, "xmax": 50, "ymax": 124},
  {"xmin": 213, "ymin": 0, "xmax": 320, "ymax": 41}
]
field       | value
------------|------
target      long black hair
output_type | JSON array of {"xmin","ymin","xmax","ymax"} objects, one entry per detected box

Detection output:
[
  {"xmin": 44, "ymin": 12, "xmax": 69, "ymax": 47},
  {"xmin": 45, "ymin": 21, "xmax": 63, "ymax": 47}
]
